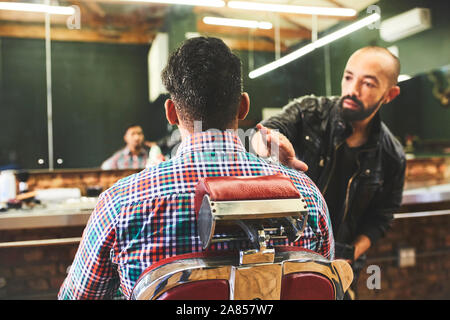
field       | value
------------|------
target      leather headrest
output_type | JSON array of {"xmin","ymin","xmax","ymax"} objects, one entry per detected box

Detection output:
[{"xmin": 194, "ymin": 174, "xmax": 301, "ymax": 217}]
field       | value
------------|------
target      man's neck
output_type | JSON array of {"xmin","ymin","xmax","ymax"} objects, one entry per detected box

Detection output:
[
  {"xmin": 346, "ymin": 119, "xmax": 372, "ymax": 148},
  {"xmin": 178, "ymin": 122, "xmax": 239, "ymax": 141}
]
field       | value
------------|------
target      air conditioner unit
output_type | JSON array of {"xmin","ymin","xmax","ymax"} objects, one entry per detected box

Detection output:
[{"xmin": 380, "ymin": 8, "xmax": 431, "ymax": 42}]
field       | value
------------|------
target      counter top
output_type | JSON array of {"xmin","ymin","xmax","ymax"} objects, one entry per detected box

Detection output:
[
  {"xmin": 2, "ymin": 183, "xmax": 450, "ymax": 230},
  {"xmin": 398, "ymin": 183, "xmax": 450, "ymax": 216},
  {"xmin": 0, "ymin": 198, "xmax": 96, "ymax": 230}
]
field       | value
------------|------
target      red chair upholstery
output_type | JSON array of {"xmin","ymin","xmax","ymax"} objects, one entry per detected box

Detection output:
[
  {"xmin": 157, "ymin": 280, "xmax": 230, "ymax": 300},
  {"xmin": 132, "ymin": 246, "xmax": 352, "ymax": 300},
  {"xmin": 131, "ymin": 175, "xmax": 353, "ymax": 300},
  {"xmin": 281, "ymin": 273, "xmax": 334, "ymax": 300}
]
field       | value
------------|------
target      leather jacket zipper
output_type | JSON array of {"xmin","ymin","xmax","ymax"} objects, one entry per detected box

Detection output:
[
  {"xmin": 340, "ymin": 146, "xmax": 377, "ymax": 227},
  {"xmin": 341, "ymin": 157, "xmax": 360, "ymax": 225}
]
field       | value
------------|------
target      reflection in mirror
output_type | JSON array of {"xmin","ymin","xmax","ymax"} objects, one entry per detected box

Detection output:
[{"xmin": 1, "ymin": 0, "xmax": 449, "ymax": 172}]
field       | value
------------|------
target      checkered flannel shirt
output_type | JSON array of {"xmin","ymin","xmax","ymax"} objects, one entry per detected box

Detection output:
[{"xmin": 58, "ymin": 131, "xmax": 334, "ymax": 299}]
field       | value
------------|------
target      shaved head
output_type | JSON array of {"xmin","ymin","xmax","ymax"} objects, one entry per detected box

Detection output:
[
  {"xmin": 340, "ymin": 46, "xmax": 402, "ymax": 124},
  {"xmin": 349, "ymin": 46, "xmax": 401, "ymax": 86}
]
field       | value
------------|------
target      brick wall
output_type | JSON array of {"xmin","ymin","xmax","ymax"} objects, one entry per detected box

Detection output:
[
  {"xmin": 0, "ymin": 227, "xmax": 84, "ymax": 299},
  {"xmin": 23, "ymin": 169, "xmax": 139, "ymax": 196},
  {"xmin": 355, "ymin": 214, "xmax": 450, "ymax": 300}
]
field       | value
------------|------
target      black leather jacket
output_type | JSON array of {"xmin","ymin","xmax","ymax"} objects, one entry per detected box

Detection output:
[{"xmin": 261, "ymin": 95, "xmax": 406, "ymax": 245}]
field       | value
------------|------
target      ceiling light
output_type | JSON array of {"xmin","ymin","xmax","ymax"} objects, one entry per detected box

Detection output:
[
  {"xmin": 228, "ymin": 1, "xmax": 356, "ymax": 17},
  {"xmin": 249, "ymin": 13, "xmax": 380, "ymax": 79},
  {"xmin": 0, "ymin": 2, "xmax": 75, "ymax": 15},
  {"xmin": 203, "ymin": 17, "xmax": 272, "ymax": 29},
  {"xmin": 249, "ymin": 43, "xmax": 316, "ymax": 79},
  {"xmin": 125, "ymin": 0, "xmax": 225, "ymax": 7},
  {"xmin": 311, "ymin": 13, "xmax": 380, "ymax": 48}
]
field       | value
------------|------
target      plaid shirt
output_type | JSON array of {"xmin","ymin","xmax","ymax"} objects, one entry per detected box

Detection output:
[
  {"xmin": 59, "ymin": 131, "xmax": 334, "ymax": 300},
  {"xmin": 101, "ymin": 146, "xmax": 148, "ymax": 170}
]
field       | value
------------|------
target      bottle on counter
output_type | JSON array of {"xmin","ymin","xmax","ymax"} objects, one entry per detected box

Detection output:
[
  {"xmin": 0, "ymin": 170, "xmax": 17, "ymax": 203},
  {"xmin": 16, "ymin": 170, "xmax": 30, "ymax": 194}
]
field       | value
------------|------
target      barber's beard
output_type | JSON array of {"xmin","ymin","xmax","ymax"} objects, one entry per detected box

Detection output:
[{"xmin": 339, "ymin": 95, "xmax": 384, "ymax": 122}]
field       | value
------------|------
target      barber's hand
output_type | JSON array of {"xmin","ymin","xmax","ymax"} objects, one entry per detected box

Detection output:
[{"xmin": 253, "ymin": 124, "xmax": 308, "ymax": 172}]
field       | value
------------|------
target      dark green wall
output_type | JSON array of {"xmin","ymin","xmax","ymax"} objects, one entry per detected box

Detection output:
[
  {"xmin": 238, "ymin": 50, "xmax": 315, "ymax": 125},
  {"xmin": 0, "ymin": 38, "xmax": 48, "ymax": 169},
  {"xmin": 0, "ymin": 38, "xmax": 168, "ymax": 169}
]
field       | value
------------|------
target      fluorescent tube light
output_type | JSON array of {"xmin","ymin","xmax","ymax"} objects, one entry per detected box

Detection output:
[
  {"xmin": 0, "ymin": 2, "xmax": 75, "ymax": 15},
  {"xmin": 203, "ymin": 17, "xmax": 272, "ymax": 29},
  {"xmin": 249, "ymin": 43, "xmax": 316, "ymax": 79},
  {"xmin": 124, "ymin": 0, "xmax": 225, "ymax": 7},
  {"xmin": 312, "ymin": 13, "xmax": 380, "ymax": 48},
  {"xmin": 249, "ymin": 13, "xmax": 380, "ymax": 79},
  {"xmin": 228, "ymin": 1, "xmax": 356, "ymax": 17}
]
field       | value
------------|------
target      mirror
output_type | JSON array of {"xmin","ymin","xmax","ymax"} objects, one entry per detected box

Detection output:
[
  {"xmin": 1, "ymin": 1, "xmax": 449, "ymax": 172},
  {"xmin": 381, "ymin": 65, "xmax": 450, "ymax": 157}
]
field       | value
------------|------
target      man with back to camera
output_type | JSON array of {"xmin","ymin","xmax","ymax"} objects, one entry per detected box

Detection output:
[
  {"xmin": 252, "ymin": 46, "xmax": 406, "ymax": 298},
  {"xmin": 58, "ymin": 37, "xmax": 334, "ymax": 299}
]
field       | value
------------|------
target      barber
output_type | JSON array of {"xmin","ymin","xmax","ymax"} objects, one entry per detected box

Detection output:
[{"xmin": 252, "ymin": 46, "xmax": 406, "ymax": 298}]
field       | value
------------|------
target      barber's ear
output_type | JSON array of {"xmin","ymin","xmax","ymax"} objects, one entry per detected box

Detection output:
[
  {"xmin": 385, "ymin": 85, "xmax": 400, "ymax": 104},
  {"xmin": 238, "ymin": 92, "xmax": 250, "ymax": 120},
  {"xmin": 165, "ymin": 99, "xmax": 179, "ymax": 125}
]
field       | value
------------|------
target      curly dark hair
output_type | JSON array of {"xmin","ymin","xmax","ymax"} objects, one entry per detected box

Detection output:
[{"xmin": 161, "ymin": 37, "xmax": 243, "ymax": 130}]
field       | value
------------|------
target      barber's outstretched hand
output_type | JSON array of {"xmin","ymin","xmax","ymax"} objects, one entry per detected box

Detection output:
[{"xmin": 253, "ymin": 124, "xmax": 308, "ymax": 172}]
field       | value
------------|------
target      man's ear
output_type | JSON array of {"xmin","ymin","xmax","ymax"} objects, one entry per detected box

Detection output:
[
  {"xmin": 238, "ymin": 92, "xmax": 250, "ymax": 120},
  {"xmin": 165, "ymin": 99, "xmax": 179, "ymax": 125},
  {"xmin": 385, "ymin": 85, "xmax": 400, "ymax": 104}
]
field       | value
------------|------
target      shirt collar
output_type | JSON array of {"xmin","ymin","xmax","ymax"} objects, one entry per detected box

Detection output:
[{"xmin": 176, "ymin": 130, "xmax": 247, "ymax": 157}]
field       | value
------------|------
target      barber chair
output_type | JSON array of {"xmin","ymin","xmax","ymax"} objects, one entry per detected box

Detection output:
[{"xmin": 131, "ymin": 175, "xmax": 353, "ymax": 300}]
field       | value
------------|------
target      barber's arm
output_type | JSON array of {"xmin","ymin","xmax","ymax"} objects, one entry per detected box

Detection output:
[
  {"xmin": 354, "ymin": 157, "xmax": 406, "ymax": 260},
  {"xmin": 251, "ymin": 101, "xmax": 308, "ymax": 171}
]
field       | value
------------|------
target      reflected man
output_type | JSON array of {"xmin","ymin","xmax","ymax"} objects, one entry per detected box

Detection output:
[{"xmin": 101, "ymin": 124, "xmax": 148, "ymax": 170}]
